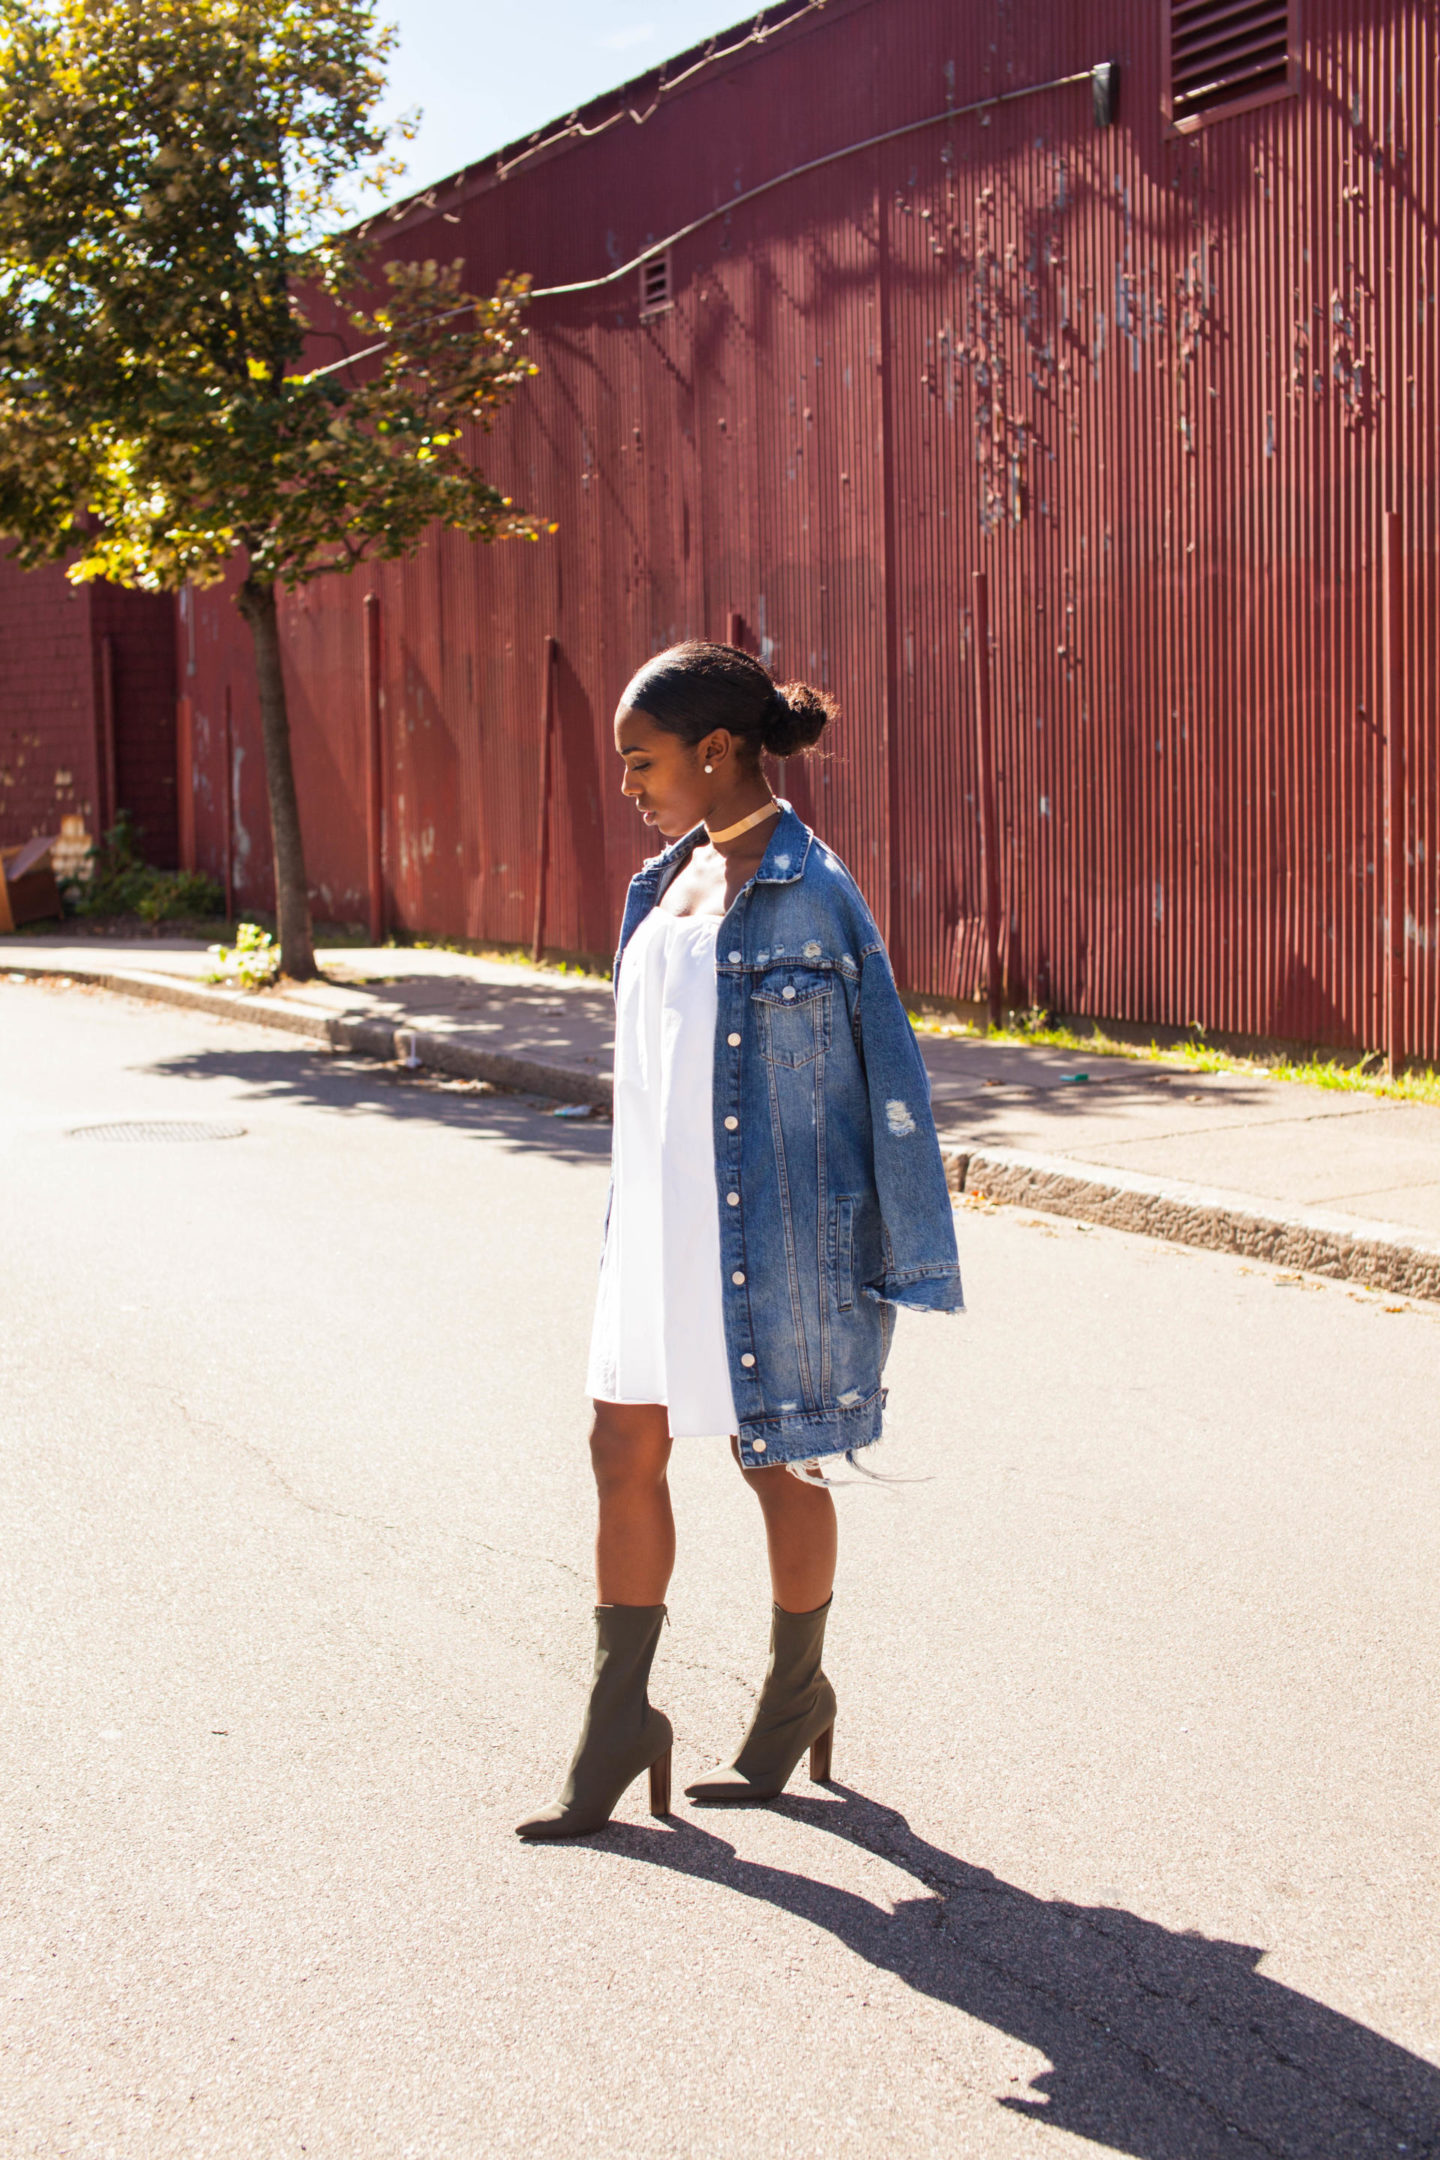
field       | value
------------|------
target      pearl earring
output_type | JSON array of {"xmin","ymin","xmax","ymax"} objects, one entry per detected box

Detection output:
[{"xmin": 704, "ymin": 763, "xmax": 713, "ymax": 773}]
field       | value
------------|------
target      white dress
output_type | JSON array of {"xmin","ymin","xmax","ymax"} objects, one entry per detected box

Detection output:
[{"xmin": 586, "ymin": 908, "xmax": 740, "ymax": 1440}]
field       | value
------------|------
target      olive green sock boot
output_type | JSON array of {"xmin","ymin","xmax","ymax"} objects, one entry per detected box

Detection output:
[
  {"xmin": 684, "ymin": 1597, "xmax": 836, "ymax": 1803},
  {"xmin": 516, "ymin": 1603, "xmax": 673, "ymax": 1841}
]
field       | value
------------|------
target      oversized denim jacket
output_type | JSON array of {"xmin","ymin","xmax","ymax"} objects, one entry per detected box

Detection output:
[{"xmin": 614, "ymin": 803, "xmax": 963, "ymax": 1468}]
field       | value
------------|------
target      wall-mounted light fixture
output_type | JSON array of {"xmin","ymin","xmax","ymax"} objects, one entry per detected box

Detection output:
[{"xmin": 1092, "ymin": 60, "xmax": 1120, "ymax": 128}]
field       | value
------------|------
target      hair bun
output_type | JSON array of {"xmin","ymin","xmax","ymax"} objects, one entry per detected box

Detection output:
[{"xmin": 761, "ymin": 679, "xmax": 837, "ymax": 758}]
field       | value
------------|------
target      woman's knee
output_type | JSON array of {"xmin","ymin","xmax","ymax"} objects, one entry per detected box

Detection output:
[
  {"xmin": 729, "ymin": 1435, "xmax": 784, "ymax": 1493},
  {"xmin": 731, "ymin": 1444, "xmax": 835, "ymax": 1517},
  {"xmin": 590, "ymin": 1403, "xmax": 671, "ymax": 1496}
]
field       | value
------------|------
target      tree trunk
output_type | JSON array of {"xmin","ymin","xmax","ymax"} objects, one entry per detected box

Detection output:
[{"xmin": 238, "ymin": 574, "xmax": 317, "ymax": 981}]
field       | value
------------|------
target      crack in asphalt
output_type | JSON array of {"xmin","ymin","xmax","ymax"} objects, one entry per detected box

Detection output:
[{"xmin": 143, "ymin": 1380, "xmax": 585, "ymax": 1593}]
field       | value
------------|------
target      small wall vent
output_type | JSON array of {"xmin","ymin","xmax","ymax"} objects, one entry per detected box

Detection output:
[
  {"xmin": 1168, "ymin": 0, "xmax": 1292, "ymax": 129},
  {"xmin": 639, "ymin": 252, "xmax": 672, "ymax": 318}
]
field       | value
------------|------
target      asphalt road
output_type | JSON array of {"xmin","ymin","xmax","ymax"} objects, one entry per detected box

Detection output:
[{"xmin": 2, "ymin": 975, "xmax": 1437, "ymax": 2160}]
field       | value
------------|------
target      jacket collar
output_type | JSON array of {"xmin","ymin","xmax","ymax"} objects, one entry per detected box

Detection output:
[{"xmin": 753, "ymin": 803, "xmax": 812, "ymax": 883}]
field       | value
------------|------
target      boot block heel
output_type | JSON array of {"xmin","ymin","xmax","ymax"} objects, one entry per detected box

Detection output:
[
  {"xmin": 649, "ymin": 1745, "xmax": 672, "ymax": 1818},
  {"xmin": 809, "ymin": 1723, "xmax": 834, "ymax": 1784}
]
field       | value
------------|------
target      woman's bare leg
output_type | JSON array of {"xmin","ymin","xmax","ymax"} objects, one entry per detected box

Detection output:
[
  {"xmin": 591, "ymin": 1402, "xmax": 675, "ymax": 1604},
  {"xmin": 731, "ymin": 1440, "xmax": 837, "ymax": 1612}
]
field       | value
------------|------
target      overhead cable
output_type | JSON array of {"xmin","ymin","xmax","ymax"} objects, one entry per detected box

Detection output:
[{"xmin": 307, "ymin": 61, "xmax": 1110, "ymax": 385}]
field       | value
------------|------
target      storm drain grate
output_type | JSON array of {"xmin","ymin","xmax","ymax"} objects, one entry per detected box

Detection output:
[{"xmin": 68, "ymin": 1119, "xmax": 248, "ymax": 1143}]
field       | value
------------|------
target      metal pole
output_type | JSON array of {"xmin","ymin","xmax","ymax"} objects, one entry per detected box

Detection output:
[
  {"xmin": 878, "ymin": 177, "xmax": 901, "ymax": 957},
  {"xmin": 363, "ymin": 592, "xmax": 384, "ymax": 945},
  {"xmin": 531, "ymin": 635, "xmax": 557, "ymax": 964},
  {"xmin": 175, "ymin": 695, "xmax": 196, "ymax": 872},
  {"xmin": 1383, "ymin": 511, "xmax": 1405, "ymax": 1078},
  {"xmin": 727, "ymin": 610, "xmax": 789, "ymax": 793},
  {"xmin": 972, "ymin": 570, "xmax": 1003, "ymax": 1029},
  {"xmin": 97, "ymin": 633, "xmax": 117, "ymax": 835},
  {"xmin": 223, "ymin": 683, "xmax": 235, "ymax": 924}
]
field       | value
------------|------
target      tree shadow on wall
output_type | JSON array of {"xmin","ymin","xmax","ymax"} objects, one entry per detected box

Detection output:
[{"xmin": 601, "ymin": 1787, "xmax": 1438, "ymax": 2160}]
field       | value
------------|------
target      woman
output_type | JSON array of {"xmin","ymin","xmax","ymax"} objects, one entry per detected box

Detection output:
[{"xmin": 517, "ymin": 642, "xmax": 962, "ymax": 1842}]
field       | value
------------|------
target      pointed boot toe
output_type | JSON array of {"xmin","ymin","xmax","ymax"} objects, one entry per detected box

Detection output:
[
  {"xmin": 515, "ymin": 1796, "xmax": 615, "ymax": 1842},
  {"xmin": 515, "ymin": 1803, "xmax": 577, "ymax": 1842},
  {"xmin": 683, "ymin": 1763, "xmax": 776, "ymax": 1803}
]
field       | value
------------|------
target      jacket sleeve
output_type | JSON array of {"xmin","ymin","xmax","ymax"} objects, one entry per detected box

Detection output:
[{"xmin": 855, "ymin": 944, "xmax": 965, "ymax": 1312}]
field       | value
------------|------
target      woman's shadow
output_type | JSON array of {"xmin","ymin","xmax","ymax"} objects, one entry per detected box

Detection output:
[{"xmin": 600, "ymin": 1786, "xmax": 1437, "ymax": 2159}]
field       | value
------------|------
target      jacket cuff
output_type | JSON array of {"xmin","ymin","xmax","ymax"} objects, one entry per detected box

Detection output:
[{"xmin": 863, "ymin": 1269, "xmax": 965, "ymax": 1314}]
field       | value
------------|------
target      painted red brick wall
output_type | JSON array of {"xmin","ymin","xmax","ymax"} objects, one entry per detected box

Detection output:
[
  {"xmin": 0, "ymin": 556, "xmax": 98, "ymax": 851},
  {"xmin": 0, "ymin": 557, "xmax": 178, "ymax": 865}
]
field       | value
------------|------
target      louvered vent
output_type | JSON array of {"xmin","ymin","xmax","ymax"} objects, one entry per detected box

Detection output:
[
  {"xmin": 639, "ymin": 253, "xmax": 672, "ymax": 316},
  {"xmin": 1171, "ymin": 0, "xmax": 1290, "ymax": 124}
]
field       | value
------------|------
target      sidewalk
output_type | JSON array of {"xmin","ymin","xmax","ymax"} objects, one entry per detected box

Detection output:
[
  {"xmin": 0, "ymin": 935, "xmax": 616, "ymax": 1106},
  {"xmin": 920, "ymin": 1031, "xmax": 1440, "ymax": 1302},
  {"xmin": 5, "ymin": 933, "xmax": 1439, "ymax": 1300}
]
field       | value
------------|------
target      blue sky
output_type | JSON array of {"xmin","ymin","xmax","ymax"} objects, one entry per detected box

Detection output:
[{"xmin": 372, "ymin": 2, "xmax": 754, "ymax": 202}]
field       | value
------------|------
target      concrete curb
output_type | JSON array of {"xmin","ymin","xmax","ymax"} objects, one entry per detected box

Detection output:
[
  {"xmin": 2, "ymin": 957, "xmax": 614, "ymax": 1111},
  {"xmin": 942, "ymin": 1144, "xmax": 1440, "ymax": 1303},
  {"xmin": 10, "ymin": 953, "xmax": 1436, "ymax": 1296}
]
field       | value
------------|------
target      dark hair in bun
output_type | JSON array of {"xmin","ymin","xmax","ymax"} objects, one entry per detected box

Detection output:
[{"xmin": 622, "ymin": 640, "xmax": 836, "ymax": 761}]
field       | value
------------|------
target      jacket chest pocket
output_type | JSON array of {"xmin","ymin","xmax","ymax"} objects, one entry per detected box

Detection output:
[{"xmin": 752, "ymin": 976, "xmax": 832, "ymax": 1067}]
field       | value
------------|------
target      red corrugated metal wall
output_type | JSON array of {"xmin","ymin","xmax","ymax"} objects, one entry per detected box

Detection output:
[
  {"xmin": 186, "ymin": 0, "xmax": 1438, "ymax": 1060},
  {"xmin": 89, "ymin": 583, "xmax": 178, "ymax": 864}
]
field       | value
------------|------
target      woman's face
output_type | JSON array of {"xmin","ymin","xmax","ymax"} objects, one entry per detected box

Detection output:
[{"xmin": 614, "ymin": 706, "xmax": 728, "ymax": 840}]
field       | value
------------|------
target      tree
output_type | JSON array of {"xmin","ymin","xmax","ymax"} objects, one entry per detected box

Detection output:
[{"xmin": 0, "ymin": 0, "xmax": 542, "ymax": 978}]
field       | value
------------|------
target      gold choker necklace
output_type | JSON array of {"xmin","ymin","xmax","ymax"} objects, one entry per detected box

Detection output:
[{"xmin": 706, "ymin": 799, "xmax": 780, "ymax": 846}]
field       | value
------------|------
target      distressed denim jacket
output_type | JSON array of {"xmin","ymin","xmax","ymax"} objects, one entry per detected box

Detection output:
[{"xmin": 615, "ymin": 803, "xmax": 963, "ymax": 1468}]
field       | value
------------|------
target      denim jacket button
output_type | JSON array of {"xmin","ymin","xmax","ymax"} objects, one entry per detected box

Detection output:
[
  {"xmin": 731, "ymin": 1270, "xmax": 746, "ymax": 1285},
  {"xmin": 782, "ymin": 986, "xmax": 797, "ymax": 1001},
  {"xmin": 728, "ymin": 949, "xmax": 742, "ymax": 963},
  {"xmin": 727, "ymin": 1031, "xmax": 741, "ymax": 1046},
  {"xmin": 726, "ymin": 1191, "xmax": 740, "ymax": 1206},
  {"xmin": 752, "ymin": 1437, "xmax": 767, "ymax": 1451},
  {"xmin": 724, "ymin": 1115, "xmax": 738, "ymax": 1130},
  {"xmin": 740, "ymin": 1353, "xmax": 756, "ymax": 1367}
]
